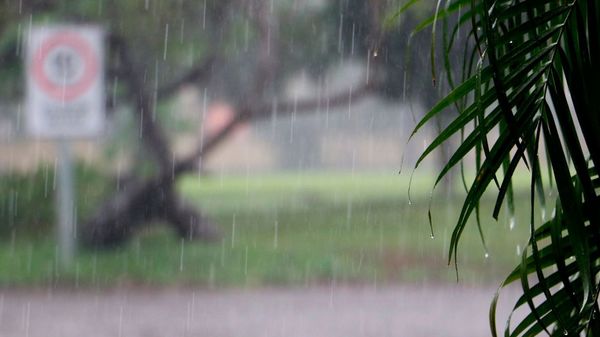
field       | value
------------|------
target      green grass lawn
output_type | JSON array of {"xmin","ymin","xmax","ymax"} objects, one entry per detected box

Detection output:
[{"xmin": 0, "ymin": 171, "xmax": 544, "ymax": 287}]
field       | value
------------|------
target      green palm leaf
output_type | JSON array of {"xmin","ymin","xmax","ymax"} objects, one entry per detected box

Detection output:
[{"xmin": 397, "ymin": 0, "xmax": 600, "ymax": 335}]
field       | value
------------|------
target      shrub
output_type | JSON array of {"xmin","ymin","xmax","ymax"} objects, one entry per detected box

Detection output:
[{"xmin": 0, "ymin": 163, "xmax": 110, "ymax": 239}]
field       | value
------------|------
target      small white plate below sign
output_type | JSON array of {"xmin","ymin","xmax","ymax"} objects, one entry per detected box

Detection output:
[{"xmin": 26, "ymin": 25, "xmax": 105, "ymax": 139}]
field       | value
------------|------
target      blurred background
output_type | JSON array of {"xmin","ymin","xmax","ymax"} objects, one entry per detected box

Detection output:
[{"xmin": 0, "ymin": 1, "xmax": 529, "ymax": 336}]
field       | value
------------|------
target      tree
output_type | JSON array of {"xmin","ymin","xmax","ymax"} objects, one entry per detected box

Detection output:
[
  {"xmin": 404, "ymin": 0, "xmax": 600, "ymax": 335},
  {"xmin": 87, "ymin": 0, "xmax": 382, "ymax": 247},
  {"xmin": 0, "ymin": 0, "xmax": 385, "ymax": 247},
  {"xmin": 0, "ymin": 0, "xmax": 444, "ymax": 247}
]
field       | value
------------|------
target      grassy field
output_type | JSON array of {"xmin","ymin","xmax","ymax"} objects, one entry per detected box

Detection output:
[{"xmin": 0, "ymin": 171, "xmax": 543, "ymax": 287}]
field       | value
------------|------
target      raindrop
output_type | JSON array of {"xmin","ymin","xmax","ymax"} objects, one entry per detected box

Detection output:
[
  {"xmin": 402, "ymin": 71, "xmax": 408, "ymax": 103},
  {"xmin": 26, "ymin": 244, "xmax": 32, "ymax": 273},
  {"xmin": 351, "ymin": 150, "xmax": 356, "ymax": 177},
  {"xmin": 357, "ymin": 250, "xmax": 364, "ymax": 272},
  {"xmin": 191, "ymin": 292, "xmax": 197, "ymax": 323},
  {"xmin": 231, "ymin": 214, "xmax": 236, "ymax": 248},
  {"xmin": 16, "ymin": 103, "xmax": 22, "ymax": 132},
  {"xmin": 198, "ymin": 88, "xmax": 208, "ymax": 148},
  {"xmin": 112, "ymin": 76, "xmax": 119, "ymax": 107},
  {"xmin": 139, "ymin": 112, "xmax": 144, "ymax": 139},
  {"xmin": 209, "ymin": 264, "xmax": 215, "ymax": 288},
  {"xmin": 53, "ymin": 157, "xmax": 58, "ymax": 190},
  {"xmin": 116, "ymin": 162, "xmax": 122, "ymax": 191},
  {"xmin": 347, "ymin": 85, "xmax": 353, "ymax": 117},
  {"xmin": 92, "ymin": 253, "xmax": 97, "ymax": 283},
  {"xmin": 329, "ymin": 278, "xmax": 336, "ymax": 307},
  {"xmin": 220, "ymin": 239, "xmax": 226, "ymax": 266},
  {"xmin": 0, "ymin": 295, "xmax": 4, "ymax": 324},
  {"xmin": 273, "ymin": 220, "xmax": 279, "ymax": 249},
  {"xmin": 267, "ymin": 25, "xmax": 272, "ymax": 55},
  {"xmin": 378, "ymin": 226, "xmax": 384, "ymax": 256},
  {"xmin": 26, "ymin": 15, "xmax": 32, "ymax": 47},
  {"xmin": 171, "ymin": 154, "xmax": 176, "ymax": 181},
  {"xmin": 290, "ymin": 93, "xmax": 297, "ymax": 143},
  {"xmin": 185, "ymin": 297, "xmax": 192, "ymax": 333},
  {"xmin": 484, "ymin": 252, "xmax": 490, "ymax": 259},
  {"xmin": 337, "ymin": 14, "xmax": 344, "ymax": 54},
  {"xmin": 8, "ymin": 190, "xmax": 16, "ymax": 228},
  {"xmin": 202, "ymin": 0, "xmax": 207, "ymax": 30},
  {"xmin": 15, "ymin": 23, "xmax": 22, "ymax": 56},
  {"xmin": 244, "ymin": 245, "xmax": 249, "ymax": 276},
  {"xmin": 179, "ymin": 238, "xmax": 185, "ymax": 272},
  {"xmin": 516, "ymin": 244, "xmax": 521, "ymax": 256},
  {"xmin": 350, "ymin": 23, "xmax": 356, "ymax": 55},
  {"xmin": 75, "ymin": 263, "xmax": 80, "ymax": 288},
  {"xmin": 245, "ymin": 169, "xmax": 250, "ymax": 196},
  {"xmin": 359, "ymin": 309, "xmax": 366, "ymax": 334},
  {"xmin": 21, "ymin": 302, "xmax": 30, "ymax": 336},
  {"xmin": 9, "ymin": 230, "xmax": 15, "ymax": 257},
  {"xmin": 509, "ymin": 217, "xmax": 516, "ymax": 230},
  {"xmin": 430, "ymin": 234, "xmax": 435, "ymax": 239},
  {"xmin": 316, "ymin": 78, "xmax": 323, "ymax": 116},
  {"xmin": 372, "ymin": 271, "xmax": 378, "ymax": 290},
  {"xmin": 325, "ymin": 87, "xmax": 330, "ymax": 128},
  {"xmin": 180, "ymin": 19, "xmax": 185, "ymax": 43},
  {"xmin": 541, "ymin": 209, "xmax": 546, "ymax": 221},
  {"xmin": 163, "ymin": 23, "xmax": 169, "ymax": 60},
  {"xmin": 271, "ymin": 98, "xmax": 278, "ymax": 138},
  {"xmin": 366, "ymin": 51, "xmax": 371, "ymax": 84},
  {"xmin": 118, "ymin": 305, "xmax": 124, "ymax": 337},
  {"xmin": 346, "ymin": 198, "xmax": 353, "ymax": 227},
  {"xmin": 244, "ymin": 19, "xmax": 249, "ymax": 51}
]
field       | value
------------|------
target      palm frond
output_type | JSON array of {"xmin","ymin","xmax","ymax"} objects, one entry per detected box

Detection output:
[{"xmin": 399, "ymin": 0, "xmax": 600, "ymax": 335}]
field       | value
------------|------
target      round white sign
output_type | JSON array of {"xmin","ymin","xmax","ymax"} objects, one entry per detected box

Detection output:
[{"xmin": 31, "ymin": 31, "xmax": 99, "ymax": 101}]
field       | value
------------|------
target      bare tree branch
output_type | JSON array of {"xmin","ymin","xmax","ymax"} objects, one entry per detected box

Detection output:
[
  {"xmin": 156, "ymin": 56, "xmax": 216, "ymax": 101},
  {"xmin": 173, "ymin": 82, "xmax": 375, "ymax": 175}
]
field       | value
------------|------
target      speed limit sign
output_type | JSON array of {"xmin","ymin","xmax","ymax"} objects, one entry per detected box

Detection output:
[{"xmin": 26, "ymin": 26, "xmax": 105, "ymax": 138}]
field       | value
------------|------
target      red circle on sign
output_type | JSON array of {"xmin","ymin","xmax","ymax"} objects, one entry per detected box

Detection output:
[{"xmin": 32, "ymin": 31, "xmax": 98, "ymax": 101}]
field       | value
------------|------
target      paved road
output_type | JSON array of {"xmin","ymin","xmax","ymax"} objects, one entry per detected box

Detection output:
[{"xmin": 0, "ymin": 285, "xmax": 519, "ymax": 337}]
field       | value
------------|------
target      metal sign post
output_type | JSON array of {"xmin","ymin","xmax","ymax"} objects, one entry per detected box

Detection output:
[
  {"xmin": 56, "ymin": 140, "xmax": 75, "ymax": 268},
  {"xmin": 26, "ymin": 26, "xmax": 104, "ymax": 269}
]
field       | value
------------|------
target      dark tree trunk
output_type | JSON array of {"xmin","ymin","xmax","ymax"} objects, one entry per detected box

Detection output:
[{"xmin": 81, "ymin": 175, "xmax": 219, "ymax": 248}]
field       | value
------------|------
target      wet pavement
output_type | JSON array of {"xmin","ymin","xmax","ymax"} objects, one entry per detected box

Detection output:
[{"xmin": 0, "ymin": 285, "xmax": 520, "ymax": 337}]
